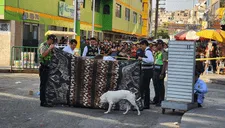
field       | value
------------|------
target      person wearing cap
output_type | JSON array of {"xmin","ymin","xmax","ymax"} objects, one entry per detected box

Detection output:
[
  {"xmin": 138, "ymin": 40, "xmax": 154, "ymax": 109},
  {"xmin": 81, "ymin": 38, "xmax": 89, "ymax": 56},
  {"xmin": 152, "ymin": 39, "xmax": 168, "ymax": 107},
  {"xmin": 82, "ymin": 37, "xmax": 100, "ymax": 57},
  {"xmin": 136, "ymin": 42, "xmax": 144, "ymax": 59},
  {"xmin": 63, "ymin": 39, "xmax": 77, "ymax": 55},
  {"xmin": 38, "ymin": 34, "xmax": 57, "ymax": 107},
  {"xmin": 194, "ymin": 71, "xmax": 208, "ymax": 107}
]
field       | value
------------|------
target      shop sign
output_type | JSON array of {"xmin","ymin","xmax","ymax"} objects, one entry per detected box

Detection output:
[
  {"xmin": 59, "ymin": 1, "xmax": 74, "ymax": 19},
  {"xmin": 23, "ymin": 11, "xmax": 40, "ymax": 21}
]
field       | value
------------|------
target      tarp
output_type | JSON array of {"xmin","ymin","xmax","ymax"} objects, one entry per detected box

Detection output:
[{"xmin": 45, "ymin": 48, "xmax": 143, "ymax": 110}]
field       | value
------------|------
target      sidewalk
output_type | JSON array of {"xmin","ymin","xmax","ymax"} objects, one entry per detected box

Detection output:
[
  {"xmin": 0, "ymin": 66, "xmax": 38, "ymax": 73},
  {"xmin": 181, "ymin": 74, "xmax": 225, "ymax": 128},
  {"xmin": 0, "ymin": 66, "xmax": 11, "ymax": 73}
]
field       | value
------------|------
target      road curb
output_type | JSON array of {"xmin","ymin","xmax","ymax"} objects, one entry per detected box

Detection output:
[
  {"xmin": 0, "ymin": 69, "xmax": 39, "ymax": 74},
  {"xmin": 210, "ymin": 79, "xmax": 225, "ymax": 85}
]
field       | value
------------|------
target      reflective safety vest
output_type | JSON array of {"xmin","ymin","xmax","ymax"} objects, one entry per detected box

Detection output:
[
  {"xmin": 155, "ymin": 51, "xmax": 163, "ymax": 66},
  {"xmin": 86, "ymin": 45, "xmax": 99, "ymax": 56}
]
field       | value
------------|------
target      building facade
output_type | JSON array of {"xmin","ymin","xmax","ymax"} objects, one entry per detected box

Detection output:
[
  {"xmin": 80, "ymin": 0, "xmax": 147, "ymax": 41},
  {"xmin": 0, "ymin": 0, "xmax": 75, "ymax": 66},
  {"xmin": 0, "ymin": 0, "xmax": 150, "ymax": 66}
]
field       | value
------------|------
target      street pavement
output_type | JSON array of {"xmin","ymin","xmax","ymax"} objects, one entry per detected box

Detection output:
[
  {"xmin": 0, "ymin": 73, "xmax": 182, "ymax": 128},
  {"xmin": 181, "ymin": 74, "xmax": 225, "ymax": 128}
]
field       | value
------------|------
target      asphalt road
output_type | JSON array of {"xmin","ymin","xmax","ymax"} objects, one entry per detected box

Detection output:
[{"xmin": 0, "ymin": 73, "xmax": 182, "ymax": 128}]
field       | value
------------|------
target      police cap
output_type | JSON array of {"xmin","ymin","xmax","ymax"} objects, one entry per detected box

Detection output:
[
  {"xmin": 139, "ymin": 40, "xmax": 149, "ymax": 46},
  {"xmin": 47, "ymin": 34, "xmax": 57, "ymax": 41},
  {"xmin": 156, "ymin": 39, "xmax": 164, "ymax": 45}
]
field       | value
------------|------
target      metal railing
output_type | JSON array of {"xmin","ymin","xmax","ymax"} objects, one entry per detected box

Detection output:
[{"xmin": 10, "ymin": 46, "xmax": 39, "ymax": 70}]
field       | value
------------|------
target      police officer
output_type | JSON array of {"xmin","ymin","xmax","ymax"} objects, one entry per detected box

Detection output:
[
  {"xmin": 38, "ymin": 34, "xmax": 57, "ymax": 107},
  {"xmin": 138, "ymin": 40, "xmax": 154, "ymax": 109},
  {"xmin": 153, "ymin": 39, "xmax": 168, "ymax": 107},
  {"xmin": 82, "ymin": 37, "xmax": 100, "ymax": 57}
]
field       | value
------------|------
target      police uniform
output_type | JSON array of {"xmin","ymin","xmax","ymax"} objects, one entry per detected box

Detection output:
[
  {"xmin": 38, "ymin": 35, "xmax": 56, "ymax": 107},
  {"xmin": 153, "ymin": 40, "xmax": 168, "ymax": 106},
  {"xmin": 139, "ymin": 40, "xmax": 154, "ymax": 109},
  {"xmin": 82, "ymin": 45, "xmax": 100, "ymax": 57}
]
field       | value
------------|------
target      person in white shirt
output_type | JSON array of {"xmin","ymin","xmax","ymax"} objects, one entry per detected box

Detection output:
[
  {"xmin": 138, "ymin": 40, "xmax": 154, "ymax": 109},
  {"xmin": 63, "ymin": 39, "xmax": 77, "ymax": 55}
]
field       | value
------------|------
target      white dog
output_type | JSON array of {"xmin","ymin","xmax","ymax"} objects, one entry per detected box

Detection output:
[{"xmin": 99, "ymin": 90, "xmax": 141, "ymax": 115}]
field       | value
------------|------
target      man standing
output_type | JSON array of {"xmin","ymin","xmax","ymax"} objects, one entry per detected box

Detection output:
[
  {"xmin": 82, "ymin": 37, "xmax": 100, "ymax": 57},
  {"xmin": 138, "ymin": 40, "xmax": 154, "ymax": 109},
  {"xmin": 63, "ymin": 39, "xmax": 77, "ymax": 55},
  {"xmin": 38, "ymin": 34, "xmax": 57, "ymax": 107},
  {"xmin": 153, "ymin": 39, "xmax": 168, "ymax": 106}
]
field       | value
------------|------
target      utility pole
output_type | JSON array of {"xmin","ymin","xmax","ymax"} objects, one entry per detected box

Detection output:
[
  {"xmin": 74, "ymin": 0, "xmax": 77, "ymax": 38},
  {"xmin": 154, "ymin": 0, "xmax": 159, "ymax": 39},
  {"xmin": 154, "ymin": 0, "xmax": 166, "ymax": 39},
  {"xmin": 92, "ymin": 0, "xmax": 95, "ymax": 38}
]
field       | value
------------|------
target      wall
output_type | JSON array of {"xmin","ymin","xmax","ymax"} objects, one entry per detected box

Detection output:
[
  {"xmin": 102, "ymin": 0, "xmax": 113, "ymax": 31},
  {"xmin": 4, "ymin": 0, "xmax": 74, "ymax": 28},
  {"xmin": 0, "ymin": 32, "xmax": 11, "ymax": 66},
  {"xmin": 80, "ymin": 0, "xmax": 104, "ymax": 31},
  {"xmin": 0, "ymin": 0, "xmax": 4, "ymax": 19},
  {"xmin": 5, "ymin": 0, "xmax": 73, "ymax": 16},
  {"xmin": 142, "ymin": 0, "xmax": 149, "ymax": 37},
  {"xmin": 112, "ymin": 0, "xmax": 142, "ymax": 35}
]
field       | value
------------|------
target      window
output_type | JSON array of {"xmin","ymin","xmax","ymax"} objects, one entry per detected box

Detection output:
[
  {"xmin": 63, "ymin": 27, "xmax": 67, "ymax": 31},
  {"xmin": 125, "ymin": 8, "xmax": 130, "ymax": 21},
  {"xmin": 69, "ymin": 28, "xmax": 73, "ymax": 32},
  {"xmin": 116, "ymin": 3, "xmax": 122, "ymax": 18},
  {"xmin": 0, "ymin": 23, "xmax": 10, "ymax": 31},
  {"xmin": 49, "ymin": 25, "xmax": 56, "ymax": 30},
  {"xmin": 92, "ymin": 0, "xmax": 100, "ymax": 12},
  {"xmin": 139, "ymin": 15, "xmax": 142, "ymax": 25},
  {"xmin": 103, "ymin": 5, "xmax": 110, "ymax": 14},
  {"xmin": 133, "ymin": 12, "xmax": 137, "ymax": 24}
]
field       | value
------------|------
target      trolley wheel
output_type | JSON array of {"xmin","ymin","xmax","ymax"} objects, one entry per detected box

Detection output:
[
  {"xmin": 172, "ymin": 109, "xmax": 175, "ymax": 112},
  {"xmin": 162, "ymin": 108, "xmax": 165, "ymax": 114}
]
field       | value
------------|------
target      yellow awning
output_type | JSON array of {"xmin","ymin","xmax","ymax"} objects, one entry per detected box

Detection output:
[
  {"xmin": 45, "ymin": 31, "xmax": 77, "ymax": 36},
  {"xmin": 216, "ymin": 8, "xmax": 225, "ymax": 19}
]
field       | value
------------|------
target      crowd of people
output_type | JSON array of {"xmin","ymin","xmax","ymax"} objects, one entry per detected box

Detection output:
[
  {"xmin": 196, "ymin": 41, "xmax": 225, "ymax": 75},
  {"xmin": 80, "ymin": 37, "xmax": 168, "ymax": 60}
]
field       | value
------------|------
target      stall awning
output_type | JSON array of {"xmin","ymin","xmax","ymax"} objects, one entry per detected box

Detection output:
[
  {"xmin": 45, "ymin": 31, "xmax": 77, "ymax": 36},
  {"xmin": 216, "ymin": 8, "xmax": 225, "ymax": 19}
]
